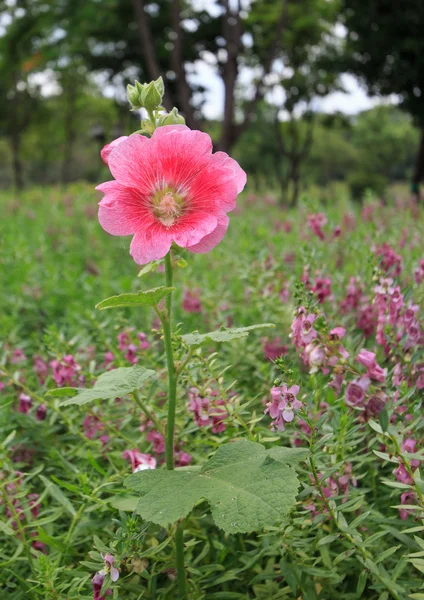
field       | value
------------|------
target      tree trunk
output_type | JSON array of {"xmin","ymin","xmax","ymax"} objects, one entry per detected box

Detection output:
[
  {"xmin": 132, "ymin": 0, "xmax": 173, "ymax": 110},
  {"xmin": 11, "ymin": 131, "xmax": 23, "ymax": 190},
  {"xmin": 218, "ymin": 1, "xmax": 242, "ymax": 152},
  {"xmin": 412, "ymin": 127, "xmax": 424, "ymax": 200},
  {"xmin": 170, "ymin": 0, "xmax": 198, "ymax": 129},
  {"xmin": 61, "ymin": 81, "xmax": 77, "ymax": 184}
]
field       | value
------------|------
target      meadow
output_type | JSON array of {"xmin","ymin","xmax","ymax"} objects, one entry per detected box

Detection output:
[{"xmin": 1, "ymin": 181, "xmax": 424, "ymax": 600}]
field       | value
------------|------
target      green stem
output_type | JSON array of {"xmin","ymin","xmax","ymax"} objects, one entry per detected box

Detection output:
[
  {"xmin": 160, "ymin": 251, "xmax": 188, "ymax": 598},
  {"xmin": 175, "ymin": 522, "xmax": 187, "ymax": 598},
  {"xmin": 163, "ymin": 252, "xmax": 176, "ymax": 471}
]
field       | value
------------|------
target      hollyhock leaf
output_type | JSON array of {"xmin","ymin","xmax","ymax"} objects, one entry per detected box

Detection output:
[
  {"xmin": 124, "ymin": 440, "xmax": 300, "ymax": 533},
  {"xmin": 181, "ymin": 323, "xmax": 275, "ymax": 348},
  {"xmin": 267, "ymin": 447, "xmax": 309, "ymax": 466},
  {"xmin": 96, "ymin": 287, "xmax": 175, "ymax": 310},
  {"xmin": 45, "ymin": 387, "xmax": 78, "ymax": 399},
  {"xmin": 59, "ymin": 365, "xmax": 156, "ymax": 407}
]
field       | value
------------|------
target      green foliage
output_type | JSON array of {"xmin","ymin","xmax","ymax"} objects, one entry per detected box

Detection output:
[
  {"xmin": 51, "ymin": 365, "xmax": 156, "ymax": 406},
  {"xmin": 125, "ymin": 440, "xmax": 302, "ymax": 533},
  {"xmin": 95, "ymin": 287, "xmax": 175, "ymax": 310},
  {"xmin": 181, "ymin": 324, "xmax": 275, "ymax": 348}
]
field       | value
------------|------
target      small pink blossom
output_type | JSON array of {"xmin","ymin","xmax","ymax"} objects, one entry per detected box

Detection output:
[
  {"xmin": 122, "ymin": 449, "xmax": 157, "ymax": 472},
  {"xmin": 146, "ymin": 430, "xmax": 165, "ymax": 454},
  {"xmin": 18, "ymin": 393, "xmax": 32, "ymax": 414},
  {"xmin": 265, "ymin": 384, "xmax": 302, "ymax": 431},
  {"xmin": 357, "ymin": 349, "xmax": 386, "ymax": 382},
  {"xmin": 92, "ymin": 572, "xmax": 112, "ymax": 600},
  {"xmin": 262, "ymin": 337, "xmax": 288, "ymax": 361},
  {"xmin": 182, "ymin": 288, "xmax": 202, "ymax": 313},
  {"xmin": 399, "ymin": 491, "xmax": 417, "ymax": 520},
  {"xmin": 307, "ymin": 213, "xmax": 327, "ymax": 240},
  {"xmin": 33, "ymin": 356, "xmax": 49, "ymax": 384},
  {"xmin": 11, "ymin": 349, "xmax": 26, "ymax": 364},
  {"xmin": 345, "ymin": 378, "xmax": 370, "ymax": 407},
  {"xmin": 96, "ymin": 126, "xmax": 246, "ymax": 264},
  {"xmin": 137, "ymin": 332, "xmax": 150, "ymax": 350},
  {"xmin": 35, "ymin": 404, "xmax": 47, "ymax": 421}
]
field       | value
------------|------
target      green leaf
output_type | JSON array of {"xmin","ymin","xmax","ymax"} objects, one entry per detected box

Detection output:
[
  {"xmin": 137, "ymin": 260, "xmax": 164, "ymax": 277},
  {"xmin": 375, "ymin": 545, "xmax": 401, "ymax": 563},
  {"xmin": 45, "ymin": 387, "xmax": 78, "ymax": 399},
  {"xmin": 39, "ymin": 475, "xmax": 76, "ymax": 517},
  {"xmin": 95, "ymin": 286, "xmax": 174, "ymax": 310},
  {"xmin": 0, "ymin": 520, "xmax": 15, "ymax": 536},
  {"xmin": 59, "ymin": 365, "xmax": 156, "ymax": 407},
  {"xmin": 125, "ymin": 440, "xmax": 300, "ymax": 534},
  {"xmin": 356, "ymin": 571, "xmax": 367, "ymax": 597},
  {"xmin": 317, "ymin": 533, "xmax": 340, "ymax": 547},
  {"xmin": 180, "ymin": 323, "xmax": 275, "ymax": 348}
]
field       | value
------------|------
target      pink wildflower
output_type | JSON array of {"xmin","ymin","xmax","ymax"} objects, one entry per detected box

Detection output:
[
  {"xmin": 414, "ymin": 259, "xmax": 424, "ymax": 284},
  {"xmin": 146, "ymin": 430, "xmax": 165, "ymax": 455},
  {"xmin": 35, "ymin": 404, "xmax": 47, "ymax": 421},
  {"xmin": 345, "ymin": 378, "xmax": 370, "ymax": 407},
  {"xmin": 50, "ymin": 355, "xmax": 82, "ymax": 387},
  {"xmin": 18, "ymin": 393, "xmax": 32, "ymax": 414},
  {"xmin": 312, "ymin": 277, "xmax": 332, "ymax": 303},
  {"xmin": 122, "ymin": 449, "xmax": 157, "ymax": 472},
  {"xmin": 262, "ymin": 337, "xmax": 288, "ymax": 361},
  {"xmin": 307, "ymin": 213, "xmax": 327, "ymax": 240},
  {"xmin": 399, "ymin": 491, "xmax": 417, "ymax": 520},
  {"xmin": 33, "ymin": 356, "xmax": 49, "ymax": 384},
  {"xmin": 357, "ymin": 349, "xmax": 386, "ymax": 382},
  {"xmin": 11, "ymin": 349, "xmax": 26, "ymax": 364},
  {"xmin": 137, "ymin": 332, "xmax": 150, "ymax": 350},
  {"xmin": 96, "ymin": 126, "xmax": 246, "ymax": 264},
  {"xmin": 92, "ymin": 572, "xmax": 112, "ymax": 600},
  {"xmin": 182, "ymin": 288, "xmax": 202, "ymax": 313},
  {"xmin": 265, "ymin": 384, "xmax": 302, "ymax": 431}
]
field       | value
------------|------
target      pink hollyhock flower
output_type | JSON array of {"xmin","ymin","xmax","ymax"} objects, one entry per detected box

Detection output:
[
  {"xmin": 101, "ymin": 136, "xmax": 128, "ymax": 165},
  {"xmin": 18, "ymin": 393, "xmax": 32, "ymax": 414},
  {"xmin": 122, "ymin": 449, "xmax": 157, "ymax": 472},
  {"xmin": 96, "ymin": 126, "xmax": 246, "ymax": 264},
  {"xmin": 357, "ymin": 349, "xmax": 386, "ymax": 382},
  {"xmin": 345, "ymin": 378, "xmax": 370, "ymax": 407}
]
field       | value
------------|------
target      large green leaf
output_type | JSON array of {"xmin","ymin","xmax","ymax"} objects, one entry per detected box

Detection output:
[
  {"xmin": 57, "ymin": 365, "xmax": 156, "ymax": 406},
  {"xmin": 180, "ymin": 324, "xmax": 275, "ymax": 348},
  {"xmin": 125, "ymin": 440, "xmax": 301, "ymax": 533},
  {"xmin": 95, "ymin": 286, "xmax": 174, "ymax": 310}
]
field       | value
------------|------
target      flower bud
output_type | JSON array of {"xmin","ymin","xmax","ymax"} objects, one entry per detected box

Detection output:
[
  {"xmin": 140, "ymin": 79, "xmax": 163, "ymax": 111},
  {"xmin": 158, "ymin": 107, "xmax": 186, "ymax": 126},
  {"xmin": 127, "ymin": 80, "xmax": 145, "ymax": 109}
]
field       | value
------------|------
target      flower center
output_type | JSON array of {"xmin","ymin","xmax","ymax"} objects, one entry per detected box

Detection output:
[{"xmin": 155, "ymin": 192, "xmax": 182, "ymax": 227}]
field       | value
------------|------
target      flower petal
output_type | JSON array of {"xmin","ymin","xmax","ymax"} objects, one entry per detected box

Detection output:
[
  {"xmin": 97, "ymin": 181, "xmax": 150, "ymax": 236},
  {"xmin": 171, "ymin": 212, "xmax": 218, "ymax": 249},
  {"xmin": 187, "ymin": 214, "xmax": 229, "ymax": 254},
  {"xmin": 108, "ymin": 134, "xmax": 155, "ymax": 192},
  {"xmin": 130, "ymin": 225, "xmax": 172, "ymax": 265}
]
